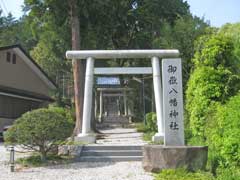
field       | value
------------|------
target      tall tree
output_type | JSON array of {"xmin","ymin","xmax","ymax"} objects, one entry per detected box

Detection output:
[
  {"xmin": 152, "ymin": 15, "xmax": 209, "ymax": 87},
  {"xmin": 0, "ymin": 12, "xmax": 37, "ymax": 50},
  {"xmin": 69, "ymin": 0, "xmax": 85, "ymax": 135}
]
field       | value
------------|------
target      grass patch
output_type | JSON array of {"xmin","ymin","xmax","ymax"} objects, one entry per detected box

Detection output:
[
  {"xmin": 154, "ymin": 169, "xmax": 215, "ymax": 180},
  {"xmin": 16, "ymin": 154, "xmax": 74, "ymax": 167},
  {"xmin": 215, "ymin": 167, "xmax": 240, "ymax": 180},
  {"xmin": 134, "ymin": 122, "xmax": 160, "ymax": 143},
  {"xmin": 134, "ymin": 122, "xmax": 148, "ymax": 133},
  {"xmin": 154, "ymin": 168, "xmax": 240, "ymax": 180},
  {"xmin": 134, "ymin": 122, "xmax": 153, "ymax": 142},
  {"xmin": 62, "ymin": 140, "xmax": 86, "ymax": 146},
  {"xmin": 143, "ymin": 131, "xmax": 155, "ymax": 142}
]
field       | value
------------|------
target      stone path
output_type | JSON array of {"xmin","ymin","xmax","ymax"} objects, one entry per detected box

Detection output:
[{"xmin": 96, "ymin": 127, "xmax": 147, "ymax": 145}]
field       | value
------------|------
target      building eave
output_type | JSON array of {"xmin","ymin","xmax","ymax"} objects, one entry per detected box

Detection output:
[{"xmin": 0, "ymin": 85, "xmax": 54, "ymax": 102}]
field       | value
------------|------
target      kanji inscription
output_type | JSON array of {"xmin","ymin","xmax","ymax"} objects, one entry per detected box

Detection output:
[{"xmin": 162, "ymin": 58, "xmax": 184, "ymax": 146}]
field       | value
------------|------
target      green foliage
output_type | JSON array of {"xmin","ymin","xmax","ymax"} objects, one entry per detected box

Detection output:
[
  {"xmin": 19, "ymin": 0, "xmax": 197, "ymax": 107},
  {"xmin": 193, "ymin": 34, "xmax": 238, "ymax": 70},
  {"xmin": 186, "ymin": 32, "xmax": 240, "ymax": 140},
  {"xmin": 154, "ymin": 169, "xmax": 214, "ymax": 180},
  {"xmin": 154, "ymin": 16, "xmax": 209, "ymax": 86},
  {"xmin": 143, "ymin": 131, "xmax": 155, "ymax": 142},
  {"xmin": 216, "ymin": 167, "xmax": 240, "ymax": 180},
  {"xmin": 186, "ymin": 66, "xmax": 240, "ymax": 138},
  {"xmin": 220, "ymin": 23, "xmax": 240, "ymax": 63},
  {"xmin": 22, "ymin": 0, "xmax": 193, "ymax": 73},
  {"xmin": 16, "ymin": 154, "xmax": 72, "ymax": 167},
  {"xmin": 0, "ymin": 12, "xmax": 37, "ymax": 50},
  {"xmin": 1, "ymin": 0, "xmax": 208, "ymax": 115},
  {"xmin": 135, "ymin": 122, "xmax": 148, "ymax": 133},
  {"xmin": 4, "ymin": 107, "xmax": 74, "ymax": 161},
  {"xmin": 186, "ymin": 23, "xmax": 240, "ymax": 178},
  {"xmin": 135, "ymin": 112, "xmax": 157, "ymax": 133},
  {"xmin": 135, "ymin": 113, "xmax": 157, "ymax": 142},
  {"xmin": 48, "ymin": 105, "xmax": 74, "ymax": 124},
  {"xmin": 158, "ymin": 168, "xmax": 240, "ymax": 180},
  {"xmin": 62, "ymin": 140, "xmax": 86, "ymax": 146},
  {"xmin": 16, "ymin": 155, "xmax": 48, "ymax": 167},
  {"xmin": 207, "ymin": 94, "xmax": 240, "ymax": 167},
  {"xmin": 30, "ymin": 34, "xmax": 70, "ymax": 79},
  {"xmin": 146, "ymin": 112, "xmax": 157, "ymax": 132}
]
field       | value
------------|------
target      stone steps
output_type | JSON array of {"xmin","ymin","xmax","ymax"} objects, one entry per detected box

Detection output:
[
  {"xmin": 79, "ymin": 145, "xmax": 143, "ymax": 162},
  {"xmin": 83, "ymin": 145, "xmax": 142, "ymax": 150},
  {"xmin": 103, "ymin": 120, "xmax": 129, "ymax": 123},
  {"xmin": 97, "ymin": 115, "xmax": 131, "ymax": 128},
  {"xmin": 96, "ymin": 123, "xmax": 130, "ymax": 129},
  {"xmin": 102, "ymin": 116, "xmax": 129, "ymax": 121},
  {"xmin": 79, "ymin": 156, "xmax": 142, "ymax": 162},
  {"xmin": 81, "ymin": 150, "xmax": 142, "ymax": 156}
]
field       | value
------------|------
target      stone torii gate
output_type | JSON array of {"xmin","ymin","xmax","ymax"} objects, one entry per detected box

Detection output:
[
  {"xmin": 66, "ymin": 50, "xmax": 180, "ymax": 143},
  {"xmin": 96, "ymin": 87, "xmax": 132, "ymax": 121}
]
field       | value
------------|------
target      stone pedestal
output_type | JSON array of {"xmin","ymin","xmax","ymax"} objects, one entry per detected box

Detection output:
[
  {"xmin": 74, "ymin": 134, "xmax": 96, "ymax": 144},
  {"xmin": 143, "ymin": 145, "xmax": 208, "ymax": 172},
  {"xmin": 58, "ymin": 145, "xmax": 83, "ymax": 156}
]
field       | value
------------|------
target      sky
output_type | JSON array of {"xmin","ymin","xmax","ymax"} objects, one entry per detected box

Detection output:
[
  {"xmin": 187, "ymin": 0, "xmax": 240, "ymax": 27},
  {"xmin": 0, "ymin": 0, "xmax": 24, "ymax": 18},
  {"xmin": 1, "ymin": 0, "xmax": 240, "ymax": 27}
]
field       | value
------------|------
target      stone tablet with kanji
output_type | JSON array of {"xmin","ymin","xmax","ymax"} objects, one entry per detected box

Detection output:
[{"xmin": 162, "ymin": 58, "xmax": 184, "ymax": 146}]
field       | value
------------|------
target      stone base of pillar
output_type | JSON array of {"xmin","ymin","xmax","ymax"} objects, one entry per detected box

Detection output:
[
  {"xmin": 128, "ymin": 116, "xmax": 132, "ymax": 123},
  {"xmin": 152, "ymin": 133, "xmax": 164, "ymax": 143},
  {"xmin": 143, "ymin": 145, "xmax": 208, "ymax": 172},
  {"xmin": 98, "ymin": 116, "xmax": 102, "ymax": 123},
  {"xmin": 75, "ymin": 133, "xmax": 96, "ymax": 144}
]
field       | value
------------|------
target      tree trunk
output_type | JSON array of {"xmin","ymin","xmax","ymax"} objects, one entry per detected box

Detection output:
[
  {"xmin": 69, "ymin": 0, "xmax": 85, "ymax": 135},
  {"xmin": 39, "ymin": 146, "xmax": 47, "ymax": 162}
]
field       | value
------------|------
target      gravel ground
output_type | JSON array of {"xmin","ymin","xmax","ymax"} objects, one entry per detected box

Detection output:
[{"xmin": 0, "ymin": 141, "xmax": 153, "ymax": 180}]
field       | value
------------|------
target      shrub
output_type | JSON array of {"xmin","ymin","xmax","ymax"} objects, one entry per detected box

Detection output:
[
  {"xmin": 186, "ymin": 33, "xmax": 240, "ymax": 141},
  {"xmin": 154, "ymin": 169, "xmax": 214, "ymax": 180},
  {"xmin": 143, "ymin": 131, "xmax": 156, "ymax": 142},
  {"xmin": 4, "ymin": 107, "xmax": 74, "ymax": 161},
  {"xmin": 216, "ymin": 167, "xmax": 240, "ymax": 180},
  {"xmin": 186, "ymin": 66, "xmax": 239, "ymax": 139},
  {"xmin": 16, "ymin": 154, "xmax": 72, "ymax": 167},
  {"xmin": 48, "ymin": 106, "xmax": 74, "ymax": 124},
  {"xmin": 193, "ymin": 34, "xmax": 237, "ymax": 69},
  {"xmin": 220, "ymin": 23, "xmax": 240, "ymax": 64},
  {"xmin": 134, "ymin": 113, "xmax": 157, "ymax": 142},
  {"xmin": 207, "ymin": 94, "xmax": 240, "ymax": 167},
  {"xmin": 145, "ymin": 112, "xmax": 157, "ymax": 132}
]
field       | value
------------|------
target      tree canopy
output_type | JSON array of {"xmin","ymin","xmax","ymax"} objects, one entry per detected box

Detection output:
[
  {"xmin": 1, "ymin": 0, "xmax": 199, "ymax": 75},
  {"xmin": 0, "ymin": 0, "xmax": 209, "ymax": 106}
]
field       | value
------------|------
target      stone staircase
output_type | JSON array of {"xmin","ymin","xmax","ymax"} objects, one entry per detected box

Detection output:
[
  {"xmin": 97, "ymin": 115, "xmax": 130, "ymax": 128},
  {"xmin": 78, "ymin": 145, "xmax": 143, "ymax": 162}
]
